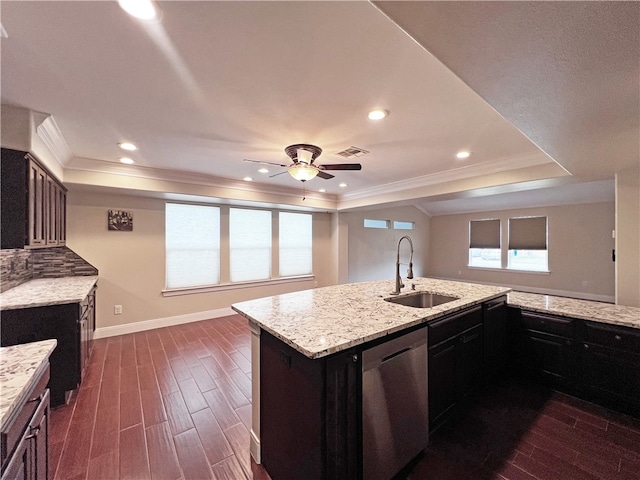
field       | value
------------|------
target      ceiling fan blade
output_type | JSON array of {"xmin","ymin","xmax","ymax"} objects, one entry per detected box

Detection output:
[
  {"xmin": 319, "ymin": 163, "xmax": 362, "ymax": 171},
  {"xmin": 317, "ymin": 170, "xmax": 335, "ymax": 180},
  {"xmin": 269, "ymin": 171, "xmax": 289, "ymax": 178},
  {"xmin": 243, "ymin": 159, "xmax": 289, "ymax": 167}
]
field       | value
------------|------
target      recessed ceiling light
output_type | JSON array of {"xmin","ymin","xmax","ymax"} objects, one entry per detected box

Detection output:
[
  {"xmin": 118, "ymin": 0, "xmax": 158, "ymax": 20},
  {"xmin": 243, "ymin": 176, "xmax": 253, "ymax": 182},
  {"xmin": 368, "ymin": 109, "xmax": 389, "ymax": 120},
  {"xmin": 319, "ymin": 188, "xmax": 326, "ymax": 193},
  {"xmin": 258, "ymin": 168, "xmax": 269, "ymax": 174},
  {"xmin": 456, "ymin": 150, "xmax": 471, "ymax": 159},
  {"xmin": 118, "ymin": 142, "xmax": 138, "ymax": 151},
  {"xmin": 119, "ymin": 157, "xmax": 135, "ymax": 165},
  {"xmin": 339, "ymin": 183, "xmax": 348, "ymax": 188}
]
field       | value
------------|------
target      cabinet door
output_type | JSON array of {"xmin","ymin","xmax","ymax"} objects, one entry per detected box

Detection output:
[
  {"xmin": 483, "ymin": 299, "xmax": 508, "ymax": 383},
  {"xmin": 47, "ymin": 178, "xmax": 58, "ymax": 245},
  {"xmin": 581, "ymin": 343, "xmax": 640, "ymax": 416},
  {"xmin": 325, "ymin": 350, "xmax": 359, "ymax": 480},
  {"xmin": 2, "ymin": 433, "xmax": 29, "ymax": 480},
  {"xmin": 28, "ymin": 161, "xmax": 47, "ymax": 246},
  {"xmin": 428, "ymin": 336, "xmax": 458, "ymax": 427},
  {"xmin": 58, "ymin": 189, "xmax": 66, "ymax": 245},
  {"xmin": 520, "ymin": 330, "xmax": 576, "ymax": 388},
  {"xmin": 458, "ymin": 324, "xmax": 484, "ymax": 399}
]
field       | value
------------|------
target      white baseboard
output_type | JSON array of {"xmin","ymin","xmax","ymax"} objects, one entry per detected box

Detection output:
[
  {"xmin": 250, "ymin": 428, "xmax": 261, "ymax": 464},
  {"xmin": 94, "ymin": 307, "xmax": 236, "ymax": 339}
]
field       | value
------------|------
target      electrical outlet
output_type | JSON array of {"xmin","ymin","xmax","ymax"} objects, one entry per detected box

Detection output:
[{"xmin": 114, "ymin": 305, "xmax": 123, "ymax": 315}]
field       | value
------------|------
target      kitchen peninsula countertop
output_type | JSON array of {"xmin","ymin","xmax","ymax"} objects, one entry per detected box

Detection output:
[
  {"xmin": 232, "ymin": 278, "xmax": 510, "ymax": 358},
  {"xmin": 0, "ymin": 339, "xmax": 57, "ymax": 431},
  {"xmin": 0, "ymin": 276, "xmax": 98, "ymax": 311},
  {"xmin": 508, "ymin": 291, "xmax": 640, "ymax": 329}
]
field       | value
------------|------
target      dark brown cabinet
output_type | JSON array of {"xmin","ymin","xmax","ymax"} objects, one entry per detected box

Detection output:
[
  {"xmin": 483, "ymin": 296, "xmax": 508, "ymax": 382},
  {"xmin": 1, "ymin": 286, "xmax": 96, "ymax": 407},
  {"xmin": 513, "ymin": 310, "xmax": 577, "ymax": 390},
  {"xmin": 260, "ymin": 330, "xmax": 359, "ymax": 480},
  {"xmin": 1, "ymin": 366, "xmax": 50, "ymax": 480},
  {"xmin": 428, "ymin": 305, "xmax": 483, "ymax": 430},
  {"xmin": 579, "ymin": 321, "xmax": 640, "ymax": 416},
  {"xmin": 1, "ymin": 148, "xmax": 67, "ymax": 249}
]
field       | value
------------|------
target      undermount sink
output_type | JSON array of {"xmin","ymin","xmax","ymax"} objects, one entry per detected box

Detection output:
[{"xmin": 385, "ymin": 292, "xmax": 459, "ymax": 308}]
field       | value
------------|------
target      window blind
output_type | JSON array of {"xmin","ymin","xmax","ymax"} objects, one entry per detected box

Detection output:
[
  {"xmin": 509, "ymin": 216, "xmax": 547, "ymax": 250},
  {"xmin": 230, "ymin": 208, "xmax": 271, "ymax": 282},
  {"xmin": 279, "ymin": 212, "xmax": 312, "ymax": 277},
  {"xmin": 469, "ymin": 219, "xmax": 501, "ymax": 249},
  {"xmin": 165, "ymin": 203, "xmax": 220, "ymax": 289}
]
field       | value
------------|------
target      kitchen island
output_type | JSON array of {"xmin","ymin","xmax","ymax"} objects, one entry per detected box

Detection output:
[
  {"xmin": 232, "ymin": 278, "xmax": 510, "ymax": 480},
  {"xmin": 1, "ymin": 339, "xmax": 57, "ymax": 479}
]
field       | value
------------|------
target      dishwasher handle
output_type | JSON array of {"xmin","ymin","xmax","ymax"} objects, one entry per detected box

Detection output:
[{"xmin": 382, "ymin": 347, "xmax": 411, "ymax": 364}]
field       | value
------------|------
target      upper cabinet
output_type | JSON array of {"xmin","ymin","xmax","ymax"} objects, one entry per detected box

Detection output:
[{"xmin": 1, "ymin": 148, "xmax": 67, "ymax": 249}]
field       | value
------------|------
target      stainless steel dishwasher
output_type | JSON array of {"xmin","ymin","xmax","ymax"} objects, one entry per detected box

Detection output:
[{"xmin": 362, "ymin": 328, "xmax": 428, "ymax": 480}]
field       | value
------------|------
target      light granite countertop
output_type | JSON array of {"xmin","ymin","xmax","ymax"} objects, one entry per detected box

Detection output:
[
  {"xmin": 507, "ymin": 291, "xmax": 640, "ymax": 329},
  {"xmin": 0, "ymin": 339, "xmax": 57, "ymax": 432},
  {"xmin": 0, "ymin": 276, "xmax": 98, "ymax": 311},
  {"xmin": 232, "ymin": 278, "xmax": 510, "ymax": 358}
]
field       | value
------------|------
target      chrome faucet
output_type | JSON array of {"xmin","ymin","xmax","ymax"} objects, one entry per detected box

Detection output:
[{"xmin": 390, "ymin": 235, "xmax": 414, "ymax": 295}]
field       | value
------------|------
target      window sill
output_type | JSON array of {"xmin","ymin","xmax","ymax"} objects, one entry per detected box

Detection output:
[
  {"xmin": 162, "ymin": 275, "xmax": 315, "ymax": 297},
  {"xmin": 467, "ymin": 266, "xmax": 550, "ymax": 275}
]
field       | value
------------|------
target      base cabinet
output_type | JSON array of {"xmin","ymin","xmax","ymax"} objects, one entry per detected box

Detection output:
[
  {"xmin": 579, "ymin": 321, "xmax": 640, "ymax": 416},
  {"xmin": 428, "ymin": 305, "xmax": 483, "ymax": 430},
  {"xmin": 260, "ymin": 331, "xmax": 359, "ymax": 480},
  {"xmin": 1, "ymin": 368, "xmax": 50, "ymax": 480},
  {"xmin": 512, "ymin": 308, "xmax": 640, "ymax": 418},
  {"xmin": 1, "ymin": 286, "xmax": 96, "ymax": 407}
]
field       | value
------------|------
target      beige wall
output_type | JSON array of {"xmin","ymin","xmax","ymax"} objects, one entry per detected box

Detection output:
[
  {"xmin": 341, "ymin": 206, "xmax": 430, "ymax": 283},
  {"xmin": 66, "ymin": 189, "xmax": 336, "ymax": 329},
  {"xmin": 615, "ymin": 165, "xmax": 640, "ymax": 306},
  {"xmin": 428, "ymin": 202, "xmax": 615, "ymax": 301}
]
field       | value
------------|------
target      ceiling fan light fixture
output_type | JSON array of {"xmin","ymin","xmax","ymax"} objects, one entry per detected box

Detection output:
[
  {"xmin": 288, "ymin": 163, "xmax": 319, "ymax": 182},
  {"xmin": 297, "ymin": 148, "xmax": 313, "ymax": 165}
]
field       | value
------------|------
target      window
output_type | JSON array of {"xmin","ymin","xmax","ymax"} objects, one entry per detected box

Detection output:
[
  {"xmin": 364, "ymin": 218, "xmax": 389, "ymax": 229},
  {"xmin": 165, "ymin": 203, "xmax": 220, "ymax": 289},
  {"xmin": 393, "ymin": 220, "xmax": 415, "ymax": 230},
  {"xmin": 468, "ymin": 219, "xmax": 501, "ymax": 268},
  {"xmin": 230, "ymin": 208, "xmax": 272, "ymax": 282},
  {"xmin": 279, "ymin": 212, "xmax": 312, "ymax": 277},
  {"xmin": 508, "ymin": 216, "xmax": 548, "ymax": 271}
]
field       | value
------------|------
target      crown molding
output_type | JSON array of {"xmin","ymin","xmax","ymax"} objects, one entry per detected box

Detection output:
[
  {"xmin": 35, "ymin": 114, "xmax": 73, "ymax": 166},
  {"xmin": 64, "ymin": 157, "xmax": 339, "ymax": 208},
  {"xmin": 338, "ymin": 151, "xmax": 560, "ymax": 204}
]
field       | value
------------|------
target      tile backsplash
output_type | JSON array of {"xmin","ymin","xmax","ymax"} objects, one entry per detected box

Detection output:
[
  {"xmin": 1, "ymin": 246, "xmax": 98, "ymax": 292},
  {"xmin": 0, "ymin": 249, "xmax": 32, "ymax": 292}
]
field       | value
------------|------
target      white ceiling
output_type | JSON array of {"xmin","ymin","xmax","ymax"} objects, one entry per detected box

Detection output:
[{"xmin": 1, "ymin": 1, "xmax": 636, "ymax": 214}]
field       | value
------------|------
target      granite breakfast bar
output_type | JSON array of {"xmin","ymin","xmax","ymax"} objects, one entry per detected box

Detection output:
[{"xmin": 232, "ymin": 277, "xmax": 511, "ymax": 480}]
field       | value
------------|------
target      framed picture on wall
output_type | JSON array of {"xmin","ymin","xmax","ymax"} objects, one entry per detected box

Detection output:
[{"xmin": 108, "ymin": 210, "xmax": 133, "ymax": 231}]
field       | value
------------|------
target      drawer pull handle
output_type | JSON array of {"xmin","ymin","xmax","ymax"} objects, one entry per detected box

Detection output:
[
  {"xmin": 352, "ymin": 354, "xmax": 358, "ymax": 363},
  {"xmin": 583, "ymin": 344, "xmax": 589, "ymax": 349},
  {"xmin": 25, "ymin": 425, "xmax": 41, "ymax": 440},
  {"xmin": 614, "ymin": 335, "xmax": 622, "ymax": 341}
]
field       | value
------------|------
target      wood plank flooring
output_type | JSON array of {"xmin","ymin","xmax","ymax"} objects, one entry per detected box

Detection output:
[{"xmin": 49, "ymin": 315, "xmax": 640, "ymax": 480}]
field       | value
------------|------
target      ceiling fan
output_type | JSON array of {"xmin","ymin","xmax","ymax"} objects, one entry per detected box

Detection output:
[{"xmin": 244, "ymin": 144, "xmax": 362, "ymax": 182}]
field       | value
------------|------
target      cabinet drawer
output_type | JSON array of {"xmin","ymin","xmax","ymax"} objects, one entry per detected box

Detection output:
[
  {"xmin": 1, "ymin": 366, "xmax": 49, "ymax": 470},
  {"xmin": 521, "ymin": 311, "xmax": 574, "ymax": 337},
  {"xmin": 582, "ymin": 322, "xmax": 640, "ymax": 352},
  {"xmin": 429, "ymin": 306, "xmax": 482, "ymax": 347}
]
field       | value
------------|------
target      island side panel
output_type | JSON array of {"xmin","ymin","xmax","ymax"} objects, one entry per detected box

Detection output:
[{"xmin": 260, "ymin": 330, "xmax": 325, "ymax": 480}]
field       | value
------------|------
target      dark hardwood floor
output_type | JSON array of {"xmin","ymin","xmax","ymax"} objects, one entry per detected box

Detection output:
[{"xmin": 49, "ymin": 315, "xmax": 640, "ymax": 480}]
